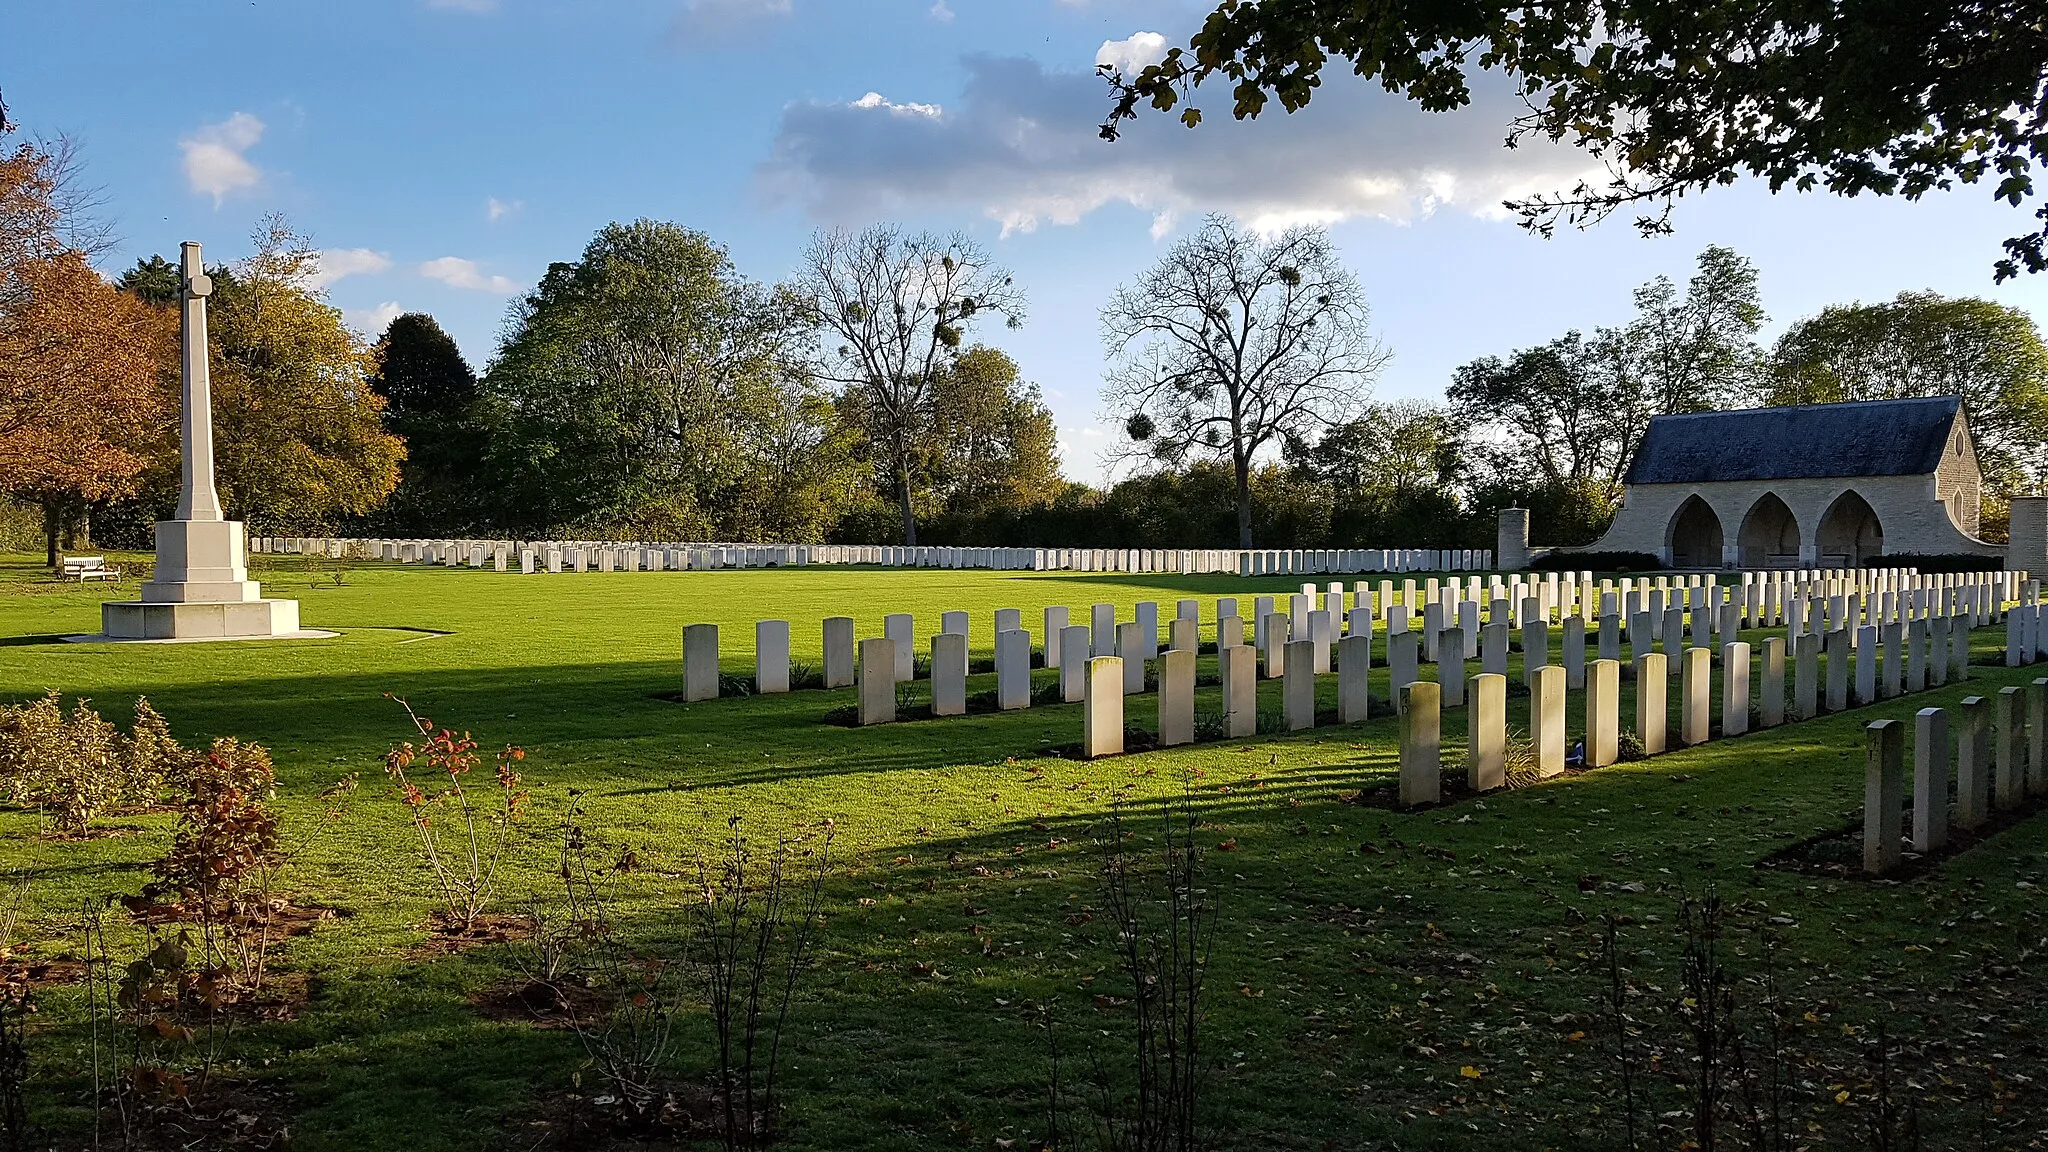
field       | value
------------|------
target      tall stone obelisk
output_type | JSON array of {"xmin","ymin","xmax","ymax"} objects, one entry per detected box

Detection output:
[{"xmin": 101, "ymin": 242, "xmax": 301, "ymax": 640}]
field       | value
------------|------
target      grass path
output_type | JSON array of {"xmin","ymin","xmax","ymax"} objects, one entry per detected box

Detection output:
[{"xmin": 0, "ymin": 555, "xmax": 2042, "ymax": 1150}]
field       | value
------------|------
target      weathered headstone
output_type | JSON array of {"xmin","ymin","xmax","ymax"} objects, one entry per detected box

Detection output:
[
  {"xmin": 1263, "ymin": 614, "xmax": 1291, "ymax": 679},
  {"xmin": 1531, "ymin": 665, "xmax": 1566, "ymax": 777},
  {"xmin": 1682, "ymin": 646, "xmax": 1713, "ymax": 745},
  {"xmin": 1586, "ymin": 658, "xmax": 1620, "ymax": 768},
  {"xmin": 1912, "ymin": 706, "xmax": 1949, "ymax": 853},
  {"xmin": 1468, "ymin": 673, "xmax": 1507, "ymax": 791},
  {"xmin": 857, "ymin": 637, "xmax": 895, "ymax": 725},
  {"xmin": 996, "ymin": 629, "xmax": 1030, "ymax": 710},
  {"xmin": 823, "ymin": 617, "xmax": 855, "ymax": 689},
  {"xmin": 1997, "ymin": 685, "xmax": 2025, "ymax": 810},
  {"xmin": 1439, "ymin": 626, "xmax": 1468, "ymax": 708},
  {"xmin": 1389, "ymin": 630, "xmax": 1421, "ymax": 713},
  {"xmin": 1854, "ymin": 625, "xmax": 1878, "ymax": 705},
  {"xmin": 1758, "ymin": 636, "xmax": 1785, "ymax": 727},
  {"xmin": 1399, "ymin": 681, "xmax": 1442, "ymax": 807},
  {"xmin": 756, "ymin": 620, "xmax": 791, "ymax": 694},
  {"xmin": 1044, "ymin": 606, "xmax": 1070, "ymax": 668},
  {"xmin": 884, "ymin": 613, "xmax": 915, "ymax": 682},
  {"xmin": 1956, "ymin": 695, "xmax": 1990, "ymax": 830},
  {"xmin": 1722, "ymin": 641, "xmax": 1750, "ymax": 737},
  {"xmin": 1864, "ymin": 719, "xmax": 1905, "ymax": 876},
  {"xmin": 2031, "ymin": 677, "xmax": 2048, "ymax": 797},
  {"xmin": 1158, "ymin": 648, "xmax": 1196, "ymax": 746},
  {"xmin": 1481, "ymin": 621, "xmax": 1509, "ymax": 678},
  {"xmin": 931, "ymin": 633, "xmax": 968, "ymax": 716},
  {"xmin": 1824, "ymin": 628, "xmax": 1850, "ymax": 712},
  {"xmin": 1084, "ymin": 657, "xmax": 1124, "ymax": 758},
  {"xmin": 1116, "ymin": 622, "xmax": 1146, "ymax": 695},
  {"xmin": 1563, "ymin": 616, "xmax": 1587, "ymax": 689},
  {"xmin": 1059, "ymin": 625, "xmax": 1091, "ymax": 703},
  {"xmin": 683, "ymin": 623, "xmax": 719, "ymax": 703},
  {"xmin": 1220, "ymin": 645, "xmax": 1257, "ymax": 737},
  {"xmin": 1635, "ymin": 652, "xmax": 1668, "ymax": 755},
  {"xmin": 1091, "ymin": 603, "xmax": 1116, "ymax": 657},
  {"xmin": 1284, "ymin": 640, "xmax": 1317, "ymax": 731},
  {"xmin": 1338, "ymin": 634, "xmax": 1371, "ymax": 723}
]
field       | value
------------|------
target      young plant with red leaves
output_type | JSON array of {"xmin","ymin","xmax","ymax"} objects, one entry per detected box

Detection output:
[{"xmin": 384, "ymin": 695, "xmax": 528, "ymax": 931}]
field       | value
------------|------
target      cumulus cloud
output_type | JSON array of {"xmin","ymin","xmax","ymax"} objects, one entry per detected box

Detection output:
[
  {"xmin": 1094, "ymin": 31, "xmax": 1167, "ymax": 76},
  {"xmin": 418, "ymin": 256, "xmax": 519, "ymax": 293},
  {"xmin": 180, "ymin": 113, "xmax": 266, "ymax": 204},
  {"xmin": 486, "ymin": 196, "xmax": 521, "ymax": 222},
  {"xmin": 305, "ymin": 248, "xmax": 393, "ymax": 290},
  {"xmin": 672, "ymin": 0, "xmax": 792, "ymax": 41},
  {"xmin": 760, "ymin": 42, "xmax": 1601, "ymax": 237},
  {"xmin": 929, "ymin": 0, "xmax": 954, "ymax": 20},
  {"xmin": 344, "ymin": 301, "xmax": 405, "ymax": 335}
]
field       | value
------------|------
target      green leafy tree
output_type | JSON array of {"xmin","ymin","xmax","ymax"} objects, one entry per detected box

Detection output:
[
  {"xmin": 796, "ymin": 224, "xmax": 1026, "ymax": 547},
  {"xmin": 369, "ymin": 313, "xmax": 485, "ymax": 533},
  {"xmin": 1103, "ymin": 215, "xmax": 1387, "ymax": 547},
  {"xmin": 483, "ymin": 219, "xmax": 858, "ymax": 540},
  {"xmin": 925, "ymin": 346, "xmax": 1062, "ymax": 519},
  {"xmin": 1764, "ymin": 292, "xmax": 2048, "ymax": 494},
  {"xmin": 1102, "ymin": 2, "xmax": 2048, "ymax": 280}
]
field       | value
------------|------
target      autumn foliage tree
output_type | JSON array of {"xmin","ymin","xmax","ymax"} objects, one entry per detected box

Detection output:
[{"xmin": 0, "ymin": 137, "xmax": 175, "ymax": 563}]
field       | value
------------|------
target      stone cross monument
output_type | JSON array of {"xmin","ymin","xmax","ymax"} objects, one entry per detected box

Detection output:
[{"xmin": 101, "ymin": 242, "xmax": 302, "ymax": 640}]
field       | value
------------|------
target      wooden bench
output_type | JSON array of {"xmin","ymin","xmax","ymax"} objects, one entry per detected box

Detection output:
[{"xmin": 58, "ymin": 556, "xmax": 122, "ymax": 582}]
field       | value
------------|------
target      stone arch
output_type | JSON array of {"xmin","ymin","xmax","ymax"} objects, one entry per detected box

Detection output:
[
  {"xmin": 1817, "ymin": 490, "xmax": 1885, "ymax": 566},
  {"xmin": 1737, "ymin": 492, "xmax": 1801, "ymax": 568},
  {"xmin": 1666, "ymin": 495, "xmax": 1725, "ymax": 569}
]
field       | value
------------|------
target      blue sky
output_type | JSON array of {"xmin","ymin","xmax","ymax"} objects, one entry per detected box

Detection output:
[{"xmin": 10, "ymin": 0, "xmax": 2047, "ymax": 486}]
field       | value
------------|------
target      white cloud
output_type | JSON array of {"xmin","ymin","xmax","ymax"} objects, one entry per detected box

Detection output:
[
  {"xmin": 180, "ymin": 113, "xmax": 266, "ymax": 204},
  {"xmin": 418, "ymin": 256, "xmax": 519, "ymax": 293},
  {"xmin": 305, "ymin": 248, "xmax": 393, "ymax": 290},
  {"xmin": 760, "ymin": 44, "xmax": 1601, "ymax": 238},
  {"xmin": 486, "ymin": 196, "xmax": 522, "ymax": 222},
  {"xmin": 1094, "ymin": 31, "xmax": 1167, "ymax": 76},
  {"xmin": 850, "ymin": 91, "xmax": 943, "ymax": 119},
  {"xmin": 344, "ymin": 301, "xmax": 405, "ymax": 335},
  {"xmin": 929, "ymin": 0, "xmax": 954, "ymax": 20}
]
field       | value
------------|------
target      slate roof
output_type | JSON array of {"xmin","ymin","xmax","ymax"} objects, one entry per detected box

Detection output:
[{"xmin": 1623, "ymin": 397, "xmax": 1965, "ymax": 485}]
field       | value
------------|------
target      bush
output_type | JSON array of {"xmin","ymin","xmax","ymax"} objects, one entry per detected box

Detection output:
[
  {"xmin": 1878, "ymin": 552, "xmax": 2005, "ymax": 573},
  {"xmin": 0, "ymin": 693, "xmax": 186, "ymax": 833},
  {"xmin": 141, "ymin": 738, "xmax": 286, "ymax": 989},
  {"xmin": 1530, "ymin": 550, "xmax": 1663, "ymax": 573}
]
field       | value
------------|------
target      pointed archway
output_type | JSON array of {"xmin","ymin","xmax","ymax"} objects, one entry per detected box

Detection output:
[
  {"xmin": 1666, "ymin": 495, "xmax": 1724, "ymax": 569},
  {"xmin": 1737, "ymin": 493, "xmax": 1801, "ymax": 568},
  {"xmin": 1817, "ymin": 490, "xmax": 1885, "ymax": 566}
]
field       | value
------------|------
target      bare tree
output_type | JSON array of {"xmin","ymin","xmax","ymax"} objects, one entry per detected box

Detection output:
[
  {"xmin": 1102, "ymin": 215, "xmax": 1388, "ymax": 547},
  {"xmin": 796, "ymin": 225, "xmax": 1024, "ymax": 546}
]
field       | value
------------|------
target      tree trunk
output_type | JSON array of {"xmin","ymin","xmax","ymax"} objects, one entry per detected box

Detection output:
[
  {"xmin": 40, "ymin": 499, "xmax": 59, "ymax": 568},
  {"xmin": 897, "ymin": 459, "xmax": 919, "ymax": 548},
  {"xmin": 1234, "ymin": 455, "xmax": 1254, "ymax": 549}
]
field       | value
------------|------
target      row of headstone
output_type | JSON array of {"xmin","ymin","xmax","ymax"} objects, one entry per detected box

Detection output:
[
  {"xmin": 1864, "ymin": 681, "xmax": 2048, "ymax": 875},
  {"xmin": 251, "ymin": 537, "xmax": 1496, "ymax": 575}
]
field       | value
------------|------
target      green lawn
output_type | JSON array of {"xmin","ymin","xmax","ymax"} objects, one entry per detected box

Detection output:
[{"xmin": 0, "ymin": 554, "xmax": 2043, "ymax": 1150}]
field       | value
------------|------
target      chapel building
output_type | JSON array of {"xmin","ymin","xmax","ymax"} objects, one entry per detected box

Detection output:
[{"xmin": 1576, "ymin": 396, "xmax": 2000, "ymax": 568}]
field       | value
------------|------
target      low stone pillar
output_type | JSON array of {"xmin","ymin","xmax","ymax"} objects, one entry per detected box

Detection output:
[
  {"xmin": 1586, "ymin": 658, "xmax": 1620, "ymax": 768},
  {"xmin": 823, "ymin": 617, "xmax": 856, "ymax": 689},
  {"xmin": 1864, "ymin": 719, "xmax": 1905, "ymax": 876},
  {"xmin": 1044, "ymin": 606, "xmax": 1070, "ymax": 668},
  {"xmin": 1158, "ymin": 648, "xmax": 1196, "ymax": 746},
  {"xmin": 1912, "ymin": 706, "xmax": 1949, "ymax": 853},
  {"xmin": 756, "ymin": 620, "xmax": 791, "ymax": 694},
  {"xmin": 1338, "ymin": 634, "xmax": 1371, "ymax": 723},
  {"xmin": 1059, "ymin": 625, "xmax": 1091, "ymax": 703},
  {"xmin": 1997, "ymin": 685, "xmax": 2025, "ymax": 810},
  {"xmin": 683, "ymin": 623, "xmax": 719, "ymax": 703},
  {"xmin": 1758, "ymin": 636, "xmax": 1785, "ymax": 727},
  {"xmin": 1563, "ymin": 616, "xmax": 1586, "ymax": 689},
  {"xmin": 996, "ymin": 629, "xmax": 1031, "ymax": 710},
  {"xmin": 1531, "ymin": 664, "xmax": 1566, "ymax": 777},
  {"xmin": 1399, "ymin": 681, "xmax": 1442, "ymax": 807},
  {"xmin": 1956, "ymin": 695, "xmax": 1990, "ymax": 830},
  {"xmin": 1084, "ymin": 657, "xmax": 1125, "ymax": 758},
  {"xmin": 1220, "ymin": 645, "xmax": 1257, "ymax": 737},
  {"xmin": 931, "ymin": 633, "xmax": 968, "ymax": 716},
  {"xmin": 1681, "ymin": 646, "xmax": 1712, "ymax": 746},
  {"xmin": 1468, "ymin": 672, "xmax": 1507, "ymax": 790},
  {"xmin": 857, "ymin": 637, "xmax": 896, "ymax": 726},
  {"xmin": 1635, "ymin": 652, "xmax": 1668, "ymax": 755},
  {"xmin": 1824, "ymin": 628, "xmax": 1851, "ymax": 712},
  {"xmin": 1116, "ymin": 622, "xmax": 1146, "ymax": 695},
  {"xmin": 884, "ymin": 613, "xmax": 915, "ymax": 682},
  {"xmin": 1722, "ymin": 641, "xmax": 1750, "ymax": 737}
]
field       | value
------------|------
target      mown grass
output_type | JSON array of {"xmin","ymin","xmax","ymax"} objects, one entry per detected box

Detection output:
[{"xmin": 0, "ymin": 553, "xmax": 2042, "ymax": 1150}]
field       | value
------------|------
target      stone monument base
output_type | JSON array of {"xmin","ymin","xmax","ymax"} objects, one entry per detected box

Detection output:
[{"xmin": 100, "ymin": 597, "xmax": 302, "ymax": 641}]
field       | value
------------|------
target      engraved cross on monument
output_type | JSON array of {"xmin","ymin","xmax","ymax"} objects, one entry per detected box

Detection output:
[{"xmin": 99, "ymin": 242, "xmax": 303, "ymax": 640}]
